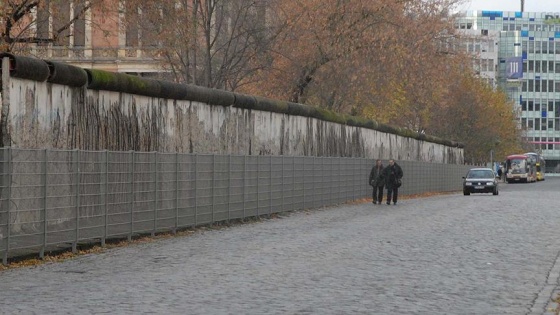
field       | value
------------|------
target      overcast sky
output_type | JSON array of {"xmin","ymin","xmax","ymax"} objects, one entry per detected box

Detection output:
[{"xmin": 458, "ymin": 0, "xmax": 560, "ymax": 12}]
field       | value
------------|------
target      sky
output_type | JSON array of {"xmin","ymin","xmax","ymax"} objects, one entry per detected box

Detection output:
[{"xmin": 458, "ymin": 0, "xmax": 560, "ymax": 12}]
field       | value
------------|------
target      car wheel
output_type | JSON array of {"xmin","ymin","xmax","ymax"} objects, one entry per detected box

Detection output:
[
  {"xmin": 463, "ymin": 190, "xmax": 470, "ymax": 196},
  {"xmin": 493, "ymin": 188, "xmax": 498, "ymax": 195}
]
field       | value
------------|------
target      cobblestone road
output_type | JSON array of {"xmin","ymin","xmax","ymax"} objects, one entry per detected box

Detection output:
[{"xmin": 1, "ymin": 178, "xmax": 560, "ymax": 315}]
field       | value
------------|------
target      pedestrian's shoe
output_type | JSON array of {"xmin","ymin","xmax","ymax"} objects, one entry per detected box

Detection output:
[
  {"xmin": 393, "ymin": 202, "xmax": 397, "ymax": 205},
  {"xmin": 372, "ymin": 201, "xmax": 377, "ymax": 204},
  {"xmin": 386, "ymin": 202, "xmax": 390, "ymax": 205}
]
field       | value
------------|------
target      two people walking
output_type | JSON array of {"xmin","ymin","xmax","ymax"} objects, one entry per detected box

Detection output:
[{"xmin": 368, "ymin": 159, "xmax": 403, "ymax": 205}]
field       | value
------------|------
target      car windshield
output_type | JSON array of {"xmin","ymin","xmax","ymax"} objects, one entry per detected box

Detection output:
[
  {"xmin": 508, "ymin": 158, "xmax": 527, "ymax": 172},
  {"xmin": 467, "ymin": 170, "xmax": 494, "ymax": 179}
]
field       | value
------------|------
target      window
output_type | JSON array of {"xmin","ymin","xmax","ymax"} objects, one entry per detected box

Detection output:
[
  {"xmin": 535, "ymin": 103, "xmax": 541, "ymax": 111},
  {"xmin": 529, "ymin": 60, "xmax": 534, "ymax": 71},
  {"xmin": 548, "ymin": 144, "xmax": 553, "ymax": 150},
  {"xmin": 549, "ymin": 120, "xmax": 554, "ymax": 129},
  {"xmin": 529, "ymin": 41, "xmax": 535, "ymax": 53},
  {"xmin": 550, "ymin": 61, "xmax": 555, "ymax": 72},
  {"xmin": 556, "ymin": 81, "xmax": 560, "ymax": 93},
  {"xmin": 523, "ymin": 61, "xmax": 528, "ymax": 73},
  {"xmin": 556, "ymin": 42, "xmax": 560, "ymax": 54},
  {"xmin": 522, "ymin": 101, "xmax": 527, "ymax": 111},
  {"xmin": 535, "ymin": 119, "xmax": 540, "ymax": 130},
  {"xmin": 536, "ymin": 41, "xmax": 542, "ymax": 54},
  {"xmin": 535, "ymin": 61, "xmax": 541, "ymax": 72},
  {"xmin": 529, "ymin": 80, "xmax": 534, "ymax": 92},
  {"xmin": 542, "ymin": 41, "xmax": 548, "ymax": 54},
  {"xmin": 535, "ymin": 80, "xmax": 540, "ymax": 92},
  {"xmin": 523, "ymin": 81, "xmax": 528, "ymax": 92},
  {"xmin": 543, "ymin": 61, "xmax": 548, "ymax": 73},
  {"xmin": 542, "ymin": 81, "xmax": 547, "ymax": 92},
  {"xmin": 556, "ymin": 119, "xmax": 560, "ymax": 131},
  {"xmin": 522, "ymin": 118, "xmax": 527, "ymax": 127},
  {"xmin": 529, "ymin": 100, "xmax": 534, "ymax": 110},
  {"xmin": 529, "ymin": 119, "xmax": 535, "ymax": 130},
  {"xmin": 542, "ymin": 118, "xmax": 547, "ymax": 130},
  {"xmin": 73, "ymin": 1, "xmax": 86, "ymax": 47},
  {"xmin": 549, "ymin": 101, "xmax": 555, "ymax": 112},
  {"xmin": 550, "ymin": 42, "xmax": 555, "ymax": 54},
  {"xmin": 549, "ymin": 80, "xmax": 554, "ymax": 93}
]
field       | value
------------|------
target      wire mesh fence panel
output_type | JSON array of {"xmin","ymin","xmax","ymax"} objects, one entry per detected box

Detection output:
[
  {"xmin": 244, "ymin": 156, "xmax": 259, "ymax": 218},
  {"xmin": 195, "ymin": 154, "xmax": 215, "ymax": 225},
  {"xmin": 7, "ymin": 149, "xmax": 45, "ymax": 256},
  {"xmin": 130, "ymin": 152, "xmax": 156, "ymax": 235},
  {"xmin": 270, "ymin": 156, "xmax": 284, "ymax": 214},
  {"xmin": 76, "ymin": 150, "xmax": 106, "ymax": 242},
  {"xmin": 280, "ymin": 156, "xmax": 294, "ymax": 212},
  {"xmin": 45, "ymin": 150, "xmax": 77, "ymax": 250},
  {"xmin": 257, "ymin": 156, "xmax": 272, "ymax": 217},
  {"xmin": 229, "ymin": 155, "xmax": 246, "ymax": 220},
  {"xmin": 0, "ymin": 148, "xmax": 10, "ymax": 263},
  {"xmin": 177, "ymin": 154, "xmax": 196, "ymax": 228},
  {"xmin": 106, "ymin": 151, "xmax": 133, "ymax": 238},
  {"xmin": 156, "ymin": 153, "xmax": 179, "ymax": 231},
  {"xmin": 0, "ymin": 148, "xmax": 478, "ymax": 263},
  {"xmin": 292, "ymin": 157, "xmax": 305, "ymax": 211}
]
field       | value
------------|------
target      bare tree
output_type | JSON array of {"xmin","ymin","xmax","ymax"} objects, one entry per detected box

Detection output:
[{"xmin": 126, "ymin": 0, "xmax": 278, "ymax": 90}]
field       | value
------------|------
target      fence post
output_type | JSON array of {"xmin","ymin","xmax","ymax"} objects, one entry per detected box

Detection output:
[
  {"xmin": 73, "ymin": 149, "xmax": 80, "ymax": 253},
  {"xmin": 129, "ymin": 151, "xmax": 134, "ymax": 241},
  {"xmin": 257, "ymin": 156, "xmax": 260, "ymax": 217},
  {"xmin": 292, "ymin": 157, "xmax": 295, "ymax": 211},
  {"xmin": 211, "ymin": 154, "xmax": 215, "ymax": 223},
  {"xmin": 153, "ymin": 152, "xmax": 158, "ymax": 237},
  {"xmin": 174, "ymin": 152, "xmax": 178, "ymax": 234},
  {"xmin": 242, "ymin": 155, "xmax": 246, "ymax": 220},
  {"xmin": 227, "ymin": 155, "xmax": 231, "ymax": 223},
  {"xmin": 2, "ymin": 147, "xmax": 12, "ymax": 265},
  {"xmin": 103, "ymin": 150, "xmax": 108, "ymax": 247},
  {"xmin": 281, "ymin": 155, "xmax": 284, "ymax": 212},
  {"xmin": 269, "ymin": 155, "xmax": 272, "ymax": 217},
  {"xmin": 194, "ymin": 154, "xmax": 198, "ymax": 227},
  {"xmin": 40, "ymin": 149, "xmax": 47, "ymax": 259}
]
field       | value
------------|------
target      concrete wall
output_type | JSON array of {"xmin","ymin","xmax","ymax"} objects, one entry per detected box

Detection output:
[{"xmin": 0, "ymin": 54, "xmax": 464, "ymax": 163}]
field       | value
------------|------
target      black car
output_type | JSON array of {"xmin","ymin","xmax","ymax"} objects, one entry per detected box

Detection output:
[{"xmin": 462, "ymin": 168, "xmax": 499, "ymax": 196}]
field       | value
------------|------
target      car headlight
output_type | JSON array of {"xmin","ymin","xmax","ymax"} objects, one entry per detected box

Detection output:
[
  {"xmin": 487, "ymin": 182, "xmax": 494, "ymax": 186},
  {"xmin": 465, "ymin": 182, "xmax": 472, "ymax": 186}
]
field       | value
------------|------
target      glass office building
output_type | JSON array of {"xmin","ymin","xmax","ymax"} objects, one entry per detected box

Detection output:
[{"xmin": 456, "ymin": 11, "xmax": 560, "ymax": 172}]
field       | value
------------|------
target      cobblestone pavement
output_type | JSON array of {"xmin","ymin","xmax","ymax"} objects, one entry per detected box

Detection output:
[{"xmin": 1, "ymin": 178, "xmax": 560, "ymax": 315}]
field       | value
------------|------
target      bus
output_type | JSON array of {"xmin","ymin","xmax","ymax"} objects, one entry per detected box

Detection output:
[
  {"xmin": 524, "ymin": 152, "xmax": 546, "ymax": 181},
  {"xmin": 505, "ymin": 154, "xmax": 536, "ymax": 183}
]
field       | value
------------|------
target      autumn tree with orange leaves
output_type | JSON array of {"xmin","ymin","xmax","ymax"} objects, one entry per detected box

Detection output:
[{"xmin": 239, "ymin": 0, "xmax": 523, "ymax": 162}]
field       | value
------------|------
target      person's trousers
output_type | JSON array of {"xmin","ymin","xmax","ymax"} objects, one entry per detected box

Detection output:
[
  {"xmin": 386, "ymin": 187, "xmax": 398, "ymax": 203},
  {"xmin": 372, "ymin": 186, "xmax": 383, "ymax": 202}
]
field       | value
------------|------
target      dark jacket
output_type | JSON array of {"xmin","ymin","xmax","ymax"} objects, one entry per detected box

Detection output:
[
  {"xmin": 381, "ymin": 162, "xmax": 403, "ymax": 189},
  {"xmin": 369, "ymin": 164, "xmax": 385, "ymax": 187}
]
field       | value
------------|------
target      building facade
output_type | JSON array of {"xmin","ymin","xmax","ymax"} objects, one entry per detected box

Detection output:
[
  {"xmin": 456, "ymin": 10, "xmax": 560, "ymax": 172},
  {"xmin": 10, "ymin": 1, "xmax": 162, "ymax": 75}
]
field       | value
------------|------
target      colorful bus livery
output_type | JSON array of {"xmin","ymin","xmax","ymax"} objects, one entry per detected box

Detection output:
[
  {"xmin": 505, "ymin": 154, "xmax": 536, "ymax": 183},
  {"xmin": 524, "ymin": 152, "xmax": 546, "ymax": 181}
]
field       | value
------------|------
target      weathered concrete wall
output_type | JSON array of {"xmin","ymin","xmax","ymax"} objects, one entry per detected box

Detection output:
[{"xmin": 0, "ymin": 54, "xmax": 464, "ymax": 163}]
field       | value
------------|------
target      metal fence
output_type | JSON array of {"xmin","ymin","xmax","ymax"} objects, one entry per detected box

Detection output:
[{"xmin": 0, "ymin": 148, "xmax": 473, "ymax": 264}]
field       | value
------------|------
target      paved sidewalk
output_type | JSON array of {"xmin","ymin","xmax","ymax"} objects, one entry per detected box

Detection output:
[{"xmin": 1, "ymin": 184, "xmax": 560, "ymax": 314}]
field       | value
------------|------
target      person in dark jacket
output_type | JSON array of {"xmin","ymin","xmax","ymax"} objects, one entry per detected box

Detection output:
[
  {"xmin": 368, "ymin": 159, "xmax": 385, "ymax": 204},
  {"xmin": 381, "ymin": 159, "xmax": 403, "ymax": 205}
]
